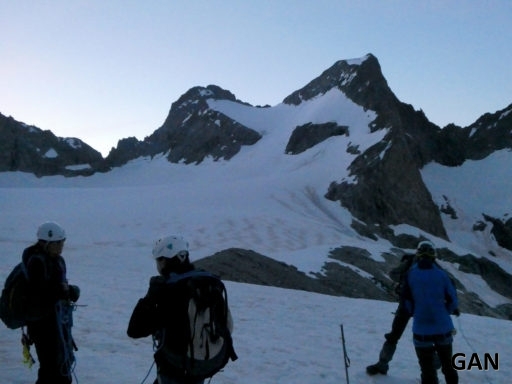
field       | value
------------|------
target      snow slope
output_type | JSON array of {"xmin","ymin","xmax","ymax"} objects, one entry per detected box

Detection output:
[
  {"xmin": 1, "ymin": 251, "xmax": 511, "ymax": 384},
  {"xmin": 0, "ymin": 158, "xmax": 510, "ymax": 383}
]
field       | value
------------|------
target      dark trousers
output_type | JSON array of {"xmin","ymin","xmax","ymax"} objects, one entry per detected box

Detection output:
[
  {"xmin": 154, "ymin": 375, "xmax": 205, "ymax": 384},
  {"xmin": 155, "ymin": 365, "xmax": 205, "ymax": 384},
  {"xmin": 379, "ymin": 302, "xmax": 411, "ymax": 364},
  {"xmin": 28, "ymin": 317, "xmax": 72, "ymax": 384},
  {"xmin": 415, "ymin": 343, "xmax": 458, "ymax": 384}
]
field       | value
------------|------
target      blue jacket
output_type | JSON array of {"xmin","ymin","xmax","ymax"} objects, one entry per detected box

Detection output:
[{"xmin": 402, "ymin": 260, "xmax": 458, "ymax": 336}]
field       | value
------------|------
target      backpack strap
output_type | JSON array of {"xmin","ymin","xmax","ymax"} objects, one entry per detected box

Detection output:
[{"xmin": 23, "ymin": 253, "xmax": 49, "ymax": 283}]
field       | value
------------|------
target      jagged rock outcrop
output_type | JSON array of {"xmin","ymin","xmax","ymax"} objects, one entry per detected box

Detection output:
[
  {"xmin": 291, "ymin": 58, "xmax": 511, "ymax": 242},
  {"xmin": 482, "ymin": 214, "xmax": 512, "ymax": 251},
  {"xmin": 196, "ymin": 246, "xmax": 512, "ymax": 319},
  {"xmin": 464, "ymin": 104, "xmax": 512, "ymax": 160},
  {"xmin": 104, "ymin": 85, "xmax": 261, "ymax": 166},
  {"xmin": 285, "ymin": 55, "xmax": 447, "ymax": 238},
  {"xmin": 0, "ymin": 113, "xmax": 103, "ymax": 176},
  {"xmin": 196, "ymin": 247, "xmax": 393, "ymax": 301},
  {"xmin": 104, "ymin": 137, "xmax": 155, "ymax": 168},
  {"xmin": 282, "ymin": 57, "xmax": 511, "ymax": 241},
  {"xmin": 285, "ymin": 122, "xmax": 348, "ymax": 155},
  {"xmin": 424, "ymin": 103, "xmax": 512, "ymax": 167},
  {"xmin": 196, "ymin": 248, "xmax": 334, "ymax": 295}
]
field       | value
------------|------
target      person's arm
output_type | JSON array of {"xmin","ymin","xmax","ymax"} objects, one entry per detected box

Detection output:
[
  {"xmin": 400, "ymin": 271, "xmax": 414, "ymax": 315},
  {"xmin": 127, "ymin": 276, "xmax": 165, "ymax": 338},
  {"xmin": 444, "ymin": 273, "xmax": 459, "ymax": 315},
  {"xmin": 127, "ymin": 297, "xmax": 159, "ymax": 338},
  {"xmin": 25, "ymin": 255, "xmax": 46, "ymax": 287}
]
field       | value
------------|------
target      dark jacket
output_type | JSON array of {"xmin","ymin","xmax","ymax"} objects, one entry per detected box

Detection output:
[
  {"xmin": 390, "ymin": 253, "xmax": 415, "ymax": 295},
  {"xmin": 24, "ymin": 242, "xmax": 77, "ymax": 384},
  {"xmin": 23, "ymin": 243, "xmax": 70, "ymax": 319},
  {"xmin": 127, "ymin": 263, "xmax": 196, "ymax": 355}
]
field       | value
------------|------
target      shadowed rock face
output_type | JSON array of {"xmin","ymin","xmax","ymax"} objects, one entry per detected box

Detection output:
[
  {"xmin": 285, "ymin": 122, "xmax": 349, "ymax": 155},
  {"xmin": 196, "ymin": 247, "xmax": 512, "ymax": 320},
  {"xmin": 325, "ymin": 129, "xmax": 448, "ymax": 240},
  {"xmin": 104, "ymin": 85, "xmax": 261, "ymax": 166},
  {"xmin": 195, "ymin": 247, "xmax": 393, "ymax": 300},
  {"xmin": 298, "ymin": 55, "xmax": 449, "ymax": 239},
  {"xmin": 0, "ymin": 113, "xmax": 104, "ymax": 177},
  {"xmin": 482, "ymin": 214, "xmax": 512, "ymax": 251},
  {"xmin": 159, "ymin": 111, "xmax": 261, "ymax": 164}
]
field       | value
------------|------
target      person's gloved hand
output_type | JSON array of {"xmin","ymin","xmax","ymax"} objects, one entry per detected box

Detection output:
[
  {"xmin": 452, "ymin": 308, "xmax": 460, "ymax": 317},
  {"xmin": 69, "ymin": 285, "xmax": 80, "ymax": 302},
  {"xmin": 57, "ymin": 283, "xmax": 78, "ymax": 302},
  {"xmin": 144, "ymin": 276, "xmax": 166, "ymax": 304}
]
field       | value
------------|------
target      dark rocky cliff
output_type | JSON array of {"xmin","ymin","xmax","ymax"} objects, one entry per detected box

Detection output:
[{"xmin": 0, "ymin": 113, "xmax": 103, "ymax": 177}]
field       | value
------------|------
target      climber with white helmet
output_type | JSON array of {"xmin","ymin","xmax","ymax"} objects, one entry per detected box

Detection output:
[
  {"xmin": 23, "ymin": 221, "xmax": 80, "ymax": 384},
  {"xmin": 128, "ymin": 234, "xmax": 236, "ymax": 384}
]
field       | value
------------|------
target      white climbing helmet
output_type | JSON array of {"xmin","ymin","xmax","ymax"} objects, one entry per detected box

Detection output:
[
  {"xmin": 152, "ymin": 234, "xmax": 189, "ymax": 262},
  {"xmin": 416, "ymin": 240, "xmax": 436, "ymax": 259},
  {"xmin": 37, "ymin": 221, "xmax": 66, "ymax": 242}
]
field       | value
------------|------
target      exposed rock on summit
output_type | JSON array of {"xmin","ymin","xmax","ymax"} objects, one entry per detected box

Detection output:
[{"xmin": 105, "ymin": 85, "xmax": 262, "ymax": 166}]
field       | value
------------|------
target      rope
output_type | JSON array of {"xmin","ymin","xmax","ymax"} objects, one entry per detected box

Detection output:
[
  {"xmin": 137, "ymin": 333, "xmax": 163, "ymax": 384},
  {"xmin": 456, "ymin": 316, "xmax": 494, "ymax": 384},
  {"xmin": 56, "ymin": 301, "xmax": 78, "ymax": 383},
  {"xmin": 139, "ymin": 360, "xmax": 155, "ymax": 384}
]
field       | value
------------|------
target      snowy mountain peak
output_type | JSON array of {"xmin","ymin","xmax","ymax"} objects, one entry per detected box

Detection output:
[
  {"xmin": 172, "ymin": 84, "xmax": 241, "ymax": 112},
  {"xmin": 282, "ymin": 53, "xmax": 396, "ymax": 113}
]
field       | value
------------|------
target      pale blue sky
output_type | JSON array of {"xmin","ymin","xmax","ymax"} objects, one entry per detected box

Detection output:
[{"xmin": 1, "ymin": 0, "xmax": 511, "ymax": 156}]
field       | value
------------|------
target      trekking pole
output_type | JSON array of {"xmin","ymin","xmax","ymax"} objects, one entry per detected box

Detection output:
[{"xmin": 340, "ymin": 324, "xmax": 350, "ymax": 384}]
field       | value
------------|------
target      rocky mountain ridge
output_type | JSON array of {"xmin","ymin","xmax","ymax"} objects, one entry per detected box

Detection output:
[
  {"xmin": 0, "ymin": 114, "xmax": 104, "ymax": 177},
  {"xmin": 2, "ymin": 53, "xmax": 512, "ymax": 319}
]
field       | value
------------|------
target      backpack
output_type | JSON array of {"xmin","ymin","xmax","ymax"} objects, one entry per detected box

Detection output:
[
  {"xmin": 154, "ymin": 270, "xmax": 237, "ymax": 380},
  {"xmin": 0, "ymin": 255, "xmax": 47, "ymax": 329}
]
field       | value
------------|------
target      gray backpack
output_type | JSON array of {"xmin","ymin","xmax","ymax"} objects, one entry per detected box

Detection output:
[{"xmin": 154, "ymin": 270, "xmax": 237, "ymax": 380}]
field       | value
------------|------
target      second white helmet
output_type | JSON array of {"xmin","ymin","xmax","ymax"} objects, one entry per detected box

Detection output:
[
  {"xmin": 37, "ymin": 221, "xmax": 66, "ymax": 242},
  {"xmin": 152, "ymin": 235, "xmax": 189, "ymax": 262}
]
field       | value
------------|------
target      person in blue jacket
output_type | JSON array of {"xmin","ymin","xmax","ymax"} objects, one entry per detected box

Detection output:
[{"xmin": 402, "ymin": 240, "xmax": 459, "ymax": 384}]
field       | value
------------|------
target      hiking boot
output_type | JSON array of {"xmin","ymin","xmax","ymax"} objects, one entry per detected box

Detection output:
[{"xmin": 366, "ymin": 362, "xmax": 388, "ymax": 375}]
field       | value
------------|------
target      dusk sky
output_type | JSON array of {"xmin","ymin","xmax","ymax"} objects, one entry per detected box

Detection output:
[{"xmin": 1, "ymin": 0, "xmax": 510, "ymax": 156}]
